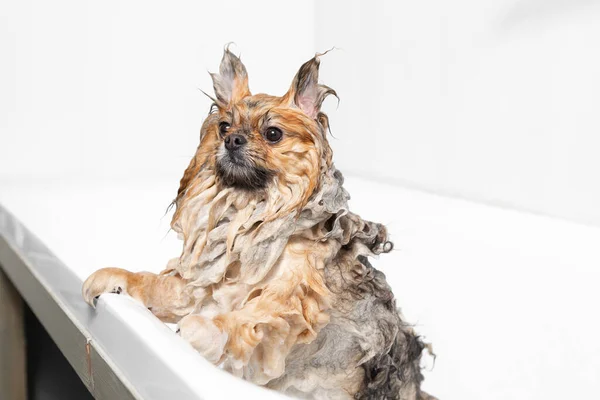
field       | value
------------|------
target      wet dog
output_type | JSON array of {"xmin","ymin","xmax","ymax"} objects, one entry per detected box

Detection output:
[{"xmin": 83, "ymin": 48, "xmax": 435, "ymax": 399}]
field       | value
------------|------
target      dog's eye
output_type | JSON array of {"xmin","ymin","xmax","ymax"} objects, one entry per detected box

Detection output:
[
  {"xmin": 219, "ymin": 122, "xmax": 231, "ymax": 136},
  {"xmin": 264, "ymin": 127, "xmax": 283, "ymax": 143}
]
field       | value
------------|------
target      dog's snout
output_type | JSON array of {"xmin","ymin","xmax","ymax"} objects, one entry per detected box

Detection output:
[{"xmin": 224, "ymin": 134, "xmax": 247, "ymax": 151}]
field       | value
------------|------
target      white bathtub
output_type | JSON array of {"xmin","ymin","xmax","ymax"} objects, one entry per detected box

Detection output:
[{"xmin": 1, "ymin": 174, "xmax": 598, "ymax": 399}]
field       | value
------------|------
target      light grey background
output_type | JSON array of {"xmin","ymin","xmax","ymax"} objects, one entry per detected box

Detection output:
[
  {"xmin": 1, "ymin": 0, "xmax": 599, "ymax": 225},
  {"xmin": 316, "ymin": 0, "xmax": 600, "ymax": 226},
  {"xmin": 2, "ymin": 2, "xmax": 600, "ymax": 400},
  {"xmin": 0, "ymin": 0, "xmax": 314, "ymax": 182}
]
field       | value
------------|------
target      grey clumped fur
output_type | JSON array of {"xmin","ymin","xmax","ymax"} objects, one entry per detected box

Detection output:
[
  {"xmin": 267, "ymin": 170, "xmax": 435, "ymax": 400},
  {"xmin": 81, "ymin": 49, "xmax": 437, "ymax": 399}
]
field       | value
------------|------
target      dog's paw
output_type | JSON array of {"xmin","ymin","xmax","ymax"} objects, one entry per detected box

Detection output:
[
  {"xmin": 177, "ymin": 315, "xmax": 228, "ymax": 364},
  {"xmin": 82, "ymin": 267, "xmax": 129, "ymax": 307}
]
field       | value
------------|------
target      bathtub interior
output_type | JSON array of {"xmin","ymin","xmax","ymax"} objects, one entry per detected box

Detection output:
[{"xmin": 1, "ymin": 174, "xmax": 599, "ymax": 399}]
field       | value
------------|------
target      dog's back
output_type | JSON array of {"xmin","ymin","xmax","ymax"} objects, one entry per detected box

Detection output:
[{"xmin": 269, "ymin": 196, "xmax": 433, "ymax": 399}]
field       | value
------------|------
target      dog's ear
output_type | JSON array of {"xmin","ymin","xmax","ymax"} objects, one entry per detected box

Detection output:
[
  {"xmin": 284, "ymin": 55, "xmax": 337, "ymax": 119},
  {"xmin": 211, "ymin": 47, "xmax": 251, "ymax": 107}
]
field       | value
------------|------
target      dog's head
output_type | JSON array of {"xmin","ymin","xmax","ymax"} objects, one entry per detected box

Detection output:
[{"xmin": 174, "ymin": 48, "xmax": 337, "ymax": 221}]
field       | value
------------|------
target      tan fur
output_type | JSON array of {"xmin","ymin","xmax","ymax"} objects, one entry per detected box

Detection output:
[
  {"xmin": 83, "ymin": 267, "xmax": 195, "ymax": 323},
  {"xmin": 83, "ymin": 49, "xmax": 434, "ymax": 399},
  {"xmin": 83, "ymin": 51, "xmax": 335, "ymax": 385}
]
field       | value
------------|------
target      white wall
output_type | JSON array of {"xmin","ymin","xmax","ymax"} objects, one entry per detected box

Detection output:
[
  {"xmin": 2, "ymin": 0, "xmax": 599, "ymax": 226},
  {"xmin": 316, "ymin": 0, "xmax": 600, "ymax": 226},
  {"xmin": 0, "ymin": 0, "xmax": 315, "ymax": 181}
]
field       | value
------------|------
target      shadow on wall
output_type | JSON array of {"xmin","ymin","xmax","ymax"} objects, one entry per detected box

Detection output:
[
  {"xmin": 316, "ymin": 0, "xmax": 600, "ymax": 226},
  {"xmin": 497, "ymin": 0, "xmax": 598, "ymax": 29}
]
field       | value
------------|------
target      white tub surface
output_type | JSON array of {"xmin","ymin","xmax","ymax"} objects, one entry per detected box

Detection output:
[{"xmin": 1, "ymin": 174, "xmax": 599, "ymax": 399}]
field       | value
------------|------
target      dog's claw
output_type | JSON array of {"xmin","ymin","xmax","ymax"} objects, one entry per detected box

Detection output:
[{"xmin": 82, "ymin": 268, "xmax": 128, "ymax": 307}]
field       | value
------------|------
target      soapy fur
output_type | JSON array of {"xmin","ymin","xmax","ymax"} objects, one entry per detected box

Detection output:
[{"xmin": 83, "ymin": 47, "xmax": 435, "ymax": 399}]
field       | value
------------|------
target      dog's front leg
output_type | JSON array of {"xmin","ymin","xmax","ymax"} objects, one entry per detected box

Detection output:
[
  {"xmin": 178, "ymin": 279, "xmax": 329, "ymax": 384},
  {"xmin": 82, "ymin": 267, "xmax": 195, "ymax": 323},
  {"xmin": 177, "ymin": 307, "xmax": 298, "ymax": 383}
]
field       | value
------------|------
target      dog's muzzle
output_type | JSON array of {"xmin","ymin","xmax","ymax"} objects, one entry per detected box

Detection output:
[{"xmin": 216, "ymin": 141, "xmax": 273, "ymax": 191}]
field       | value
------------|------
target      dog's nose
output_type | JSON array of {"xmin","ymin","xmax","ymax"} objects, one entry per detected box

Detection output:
[{"xmin": 224, "ymin": 134, "xmax": 247, "ymax": 151}]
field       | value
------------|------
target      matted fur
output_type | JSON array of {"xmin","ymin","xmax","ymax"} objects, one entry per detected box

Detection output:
[{"xmin": 83, "ymin": 47, "xmax": 435, "ymax": 400}]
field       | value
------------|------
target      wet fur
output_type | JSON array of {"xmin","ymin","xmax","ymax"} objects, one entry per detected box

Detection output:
[{"xmin": 83, "ymin": 47, "xmax": 435, "ymax": 400}]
